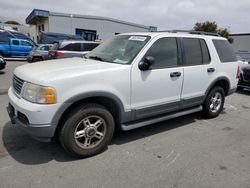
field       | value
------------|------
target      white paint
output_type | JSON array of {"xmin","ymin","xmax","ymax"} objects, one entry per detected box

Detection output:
[{"xmin": 167, "ymin": 153, "xmax": 180, "ymax": 167}]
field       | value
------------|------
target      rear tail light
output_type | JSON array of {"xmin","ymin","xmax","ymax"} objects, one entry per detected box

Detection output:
[
  {"xmin": 55, "ymin": 52, "xmax": 64, "ymax": 57},
  {"xmin": 236, "ymin": 66, "xmax": 240, "ymax": 79},
  {"xmin": 50, "ymin": 51, "xmax": 64, "ymax": 58}
]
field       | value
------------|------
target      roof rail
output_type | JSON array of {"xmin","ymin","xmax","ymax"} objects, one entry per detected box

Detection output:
[{"xmin": 156, "ymin": 30, "xmax": 220, "ymax": 36}]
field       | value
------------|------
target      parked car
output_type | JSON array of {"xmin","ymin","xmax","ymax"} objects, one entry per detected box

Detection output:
[
  {"xmin": 0, "ymin": 56, "xmax": 6, "ymax": 70},
  {"xmin": 0, "ymin": 29, "xmax": 36, "ymax": 47},
  {"xmin": 39, "ymin": 32, "xmax": 84, "ymax": 44},
  {"xmin": 7, "ymin": 31, "xmax": 239, "ymax": 157},
  {"xmin": 27, "ymin": 44, "xmax": 53, "ymax": 63},
  {"xmin": 0, "ymin": 38, "xmax": 35, "ymax": 57},
  {"xmin": 238, "ymin": 64, "xmax": 250, "ymax": 90},
  {"xmin": 48, "ymin": 40, "xmax": 100, "ymax": 59}
]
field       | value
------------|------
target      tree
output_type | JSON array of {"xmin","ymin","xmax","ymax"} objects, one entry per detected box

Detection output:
[
  {"xmin": 4, "ymin": 20, "xmax": 20, "ymax": 25},
  {"xmin": 193, "ymin": 21, "xmax": 233, "ymax": 43}
]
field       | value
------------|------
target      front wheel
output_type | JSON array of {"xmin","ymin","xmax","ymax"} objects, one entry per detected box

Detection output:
[
  {"xmin": 59, "ymin": 103, "xmax": 115, "ymax": 157},
  {"xmin": 203, "ymin": 86, "xmax": 225, "ymax": 118}
]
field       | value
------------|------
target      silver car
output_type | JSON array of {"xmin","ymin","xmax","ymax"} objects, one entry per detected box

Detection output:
[{"xmin": 27, "ymin": 44, "xmax": 53, "ymax": 63}]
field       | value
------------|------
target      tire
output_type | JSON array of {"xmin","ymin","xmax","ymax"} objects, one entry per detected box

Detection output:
[
  {"xmin": 59, "ymin": 103, "xmax": 115, "ymax": 157},
  {"xmin": 0, "ymin": 51, "xmax": 4, "ymax": 57},
  {"xmin": 32, "ymin": 57, "xmax": 42, "ymax": 62},
  {"xmin": 203, "ymin": 86, "xmax": 225, "ymax": 118}
]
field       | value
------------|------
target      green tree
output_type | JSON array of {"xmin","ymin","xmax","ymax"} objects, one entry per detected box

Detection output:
[
  {"xmin": 193, "ymin": 21, "xmax": 233, "ymax": 43},
  {"xmin": 4, "ymin": 20, "xmax": 20, "ymax": 25}
]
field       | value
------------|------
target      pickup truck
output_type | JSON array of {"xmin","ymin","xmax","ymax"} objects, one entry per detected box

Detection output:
[{"xmin": 0, "ymin": 38, "xmax": 35, "ymax": 57}]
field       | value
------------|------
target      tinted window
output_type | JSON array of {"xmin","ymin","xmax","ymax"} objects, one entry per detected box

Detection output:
[
  {"xmin": 144, "ymin": 37, "xmax": 178, "ymax": 69},
  {"xmin": 213, "ymin": 40, "xmax": 237, "ymax": 62},
  {"xmin": 12, "ymin": 40, "xmax": 19, "ymax": 45},
  {"xmin": 71, "ymin": 43, "xmax": 81, "ymax": 51},
  {"xmin": 83, "ymin": 43, "xmax": 99, "ymax": 51},
  {"xmin": 60, "ymin": 43, "xmax": 71, "ymax": 51},
  {"xmin": 183, "ymin": 38, "xmax": 202, "ymax": 65},
  {"xmin": 200, "ymin": 39, "xmax": 210, "ymax": 64}
]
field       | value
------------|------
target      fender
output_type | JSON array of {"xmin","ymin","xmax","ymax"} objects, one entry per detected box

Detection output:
[
  {"xmin": 204, "ymin": 76, "xmax": 231, "ymax": 100},
  {"xmin": 51, "ymin": 91, "xmax": 131, "ymax": 126}
]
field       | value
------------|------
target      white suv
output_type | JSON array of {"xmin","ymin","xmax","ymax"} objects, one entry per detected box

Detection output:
[{"xmin": 7, "ymin": 31, "xmax": 239, "ymax": 157}]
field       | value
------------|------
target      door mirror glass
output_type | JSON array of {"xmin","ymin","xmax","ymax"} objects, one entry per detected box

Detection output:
[{"xmin": 138, "ymin": 56, "xmax": 155, "ymax": 71}]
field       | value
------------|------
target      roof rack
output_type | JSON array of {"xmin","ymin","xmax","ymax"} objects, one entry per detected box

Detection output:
[{"xmin": 156, "ymin": 30, "xmax": 220, "ymax": 36}]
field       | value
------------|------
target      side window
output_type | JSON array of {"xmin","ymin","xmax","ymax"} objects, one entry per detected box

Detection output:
[
  {"xmin": 21, "ymin": 41, "xmax": 32, "ymax": 46},
  {"xmin": 212, "ymin": 40, "xmax": 237, "ymax": 62},
  {"xmin": 144, "ymin": 37, "xmax": 178, "ymax": 69},
  {"xmin": 40, "ymin": 46, "xmax": 46, "ymax": 51},
  {"xmin": 83, "ymin": 43, "xmax": 99, "ymax": 51},
  {"xmin": 71, "ymin": 43, "xmax": 82, "ymax": 51},
  {"xmin": 60, "ymin": 43, "xmax": 71, "ymax": 51},
  {"xmin": 12, "ymin": 40, "xmax": 19, "ymax": 45},
  {"xmin": 183, "ymin": 38, "xmax": 202, "ymax": 65},
  {"xmin": 200, "ymin": 39, "xmax": 210, "ymax": 64}
]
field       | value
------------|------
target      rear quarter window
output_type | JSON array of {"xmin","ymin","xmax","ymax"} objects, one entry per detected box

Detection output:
[{"xmin": 213, "ymin": 40, "xmax": 237, "ymax": 62}]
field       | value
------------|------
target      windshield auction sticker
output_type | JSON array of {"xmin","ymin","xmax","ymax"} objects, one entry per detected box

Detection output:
[{"xmin": 128, "ymin": 36, "xmax": 147, "ymax": 41}]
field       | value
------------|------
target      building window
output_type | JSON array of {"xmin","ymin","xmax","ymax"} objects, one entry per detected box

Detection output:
[{"xmin": 75, "ymin": 28, "xmax": 97, "ymax": 41}]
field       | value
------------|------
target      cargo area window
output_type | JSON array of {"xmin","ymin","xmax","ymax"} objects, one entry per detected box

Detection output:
[{"xmin": 213, "ymin": 40, "xmax": 237, "ymax": 62}]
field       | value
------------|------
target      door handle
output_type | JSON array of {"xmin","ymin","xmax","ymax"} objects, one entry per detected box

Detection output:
[
  {"xmin": 207, "ymin": 68, "xmax": 215, "ymax": 73},
  {"xmin": 170, "ymin": 72, "xmax": 182, "ymax": 77}
]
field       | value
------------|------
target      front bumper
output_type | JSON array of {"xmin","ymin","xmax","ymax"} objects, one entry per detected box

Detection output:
[{"xmin": 7, "ymin": 87, "xmax": 62, "ymax": 142}]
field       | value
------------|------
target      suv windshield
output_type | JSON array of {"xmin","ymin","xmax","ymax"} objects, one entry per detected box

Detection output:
[{"xmin": 86, "ymin": 35, "xmax": 151, "ymax": 64}]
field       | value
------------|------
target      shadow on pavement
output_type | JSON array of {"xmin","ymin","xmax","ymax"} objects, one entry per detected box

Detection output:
[
  {"xmin": 2, "ymin": 113, "xmax": 199, "ymax": 165},
  {"xmin": 236, "ymin": 89, "xmax": 250, "ymax": 96},
  {"xmin": 0, "ymin": 71, "xmax": 5, "ymax": 75}
]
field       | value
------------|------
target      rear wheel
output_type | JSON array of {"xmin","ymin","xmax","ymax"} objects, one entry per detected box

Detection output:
[
  {"xmin": 59, "ymin": 103, "xmax": 115, "ymax": 157},
  {"xmin": 203, "ymin": 86, "xmax": 225, "ymax": 118},
  {"xmin": 32, "ymin": 57, "xmax": 42, "ymax": 62}
]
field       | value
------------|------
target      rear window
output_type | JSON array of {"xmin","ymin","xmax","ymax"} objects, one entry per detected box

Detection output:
[
  {"xmin": 182, "ymin": 38, "xmax": 210, "ymax": 65},
  {"xmin": 71, "ymin": 43, "xmax": 82, "ymax": 51},
  {"xmin": 213, "ymin": 40, "xmax": 237, "ymax": 62},
  {"xmin": 83, "ymin": 43, "xmax": 99, "ymax": 51},
  {"xmin": 59, "ymin": 43, "xmax": 71, "ymax": 51},
  {"xmin": 12, "ymin": 40, "xmax": 19, "ymax": 45},
  {"xmin": 183, "ymin": 38, "xmax": 202, "ymax": 65}
]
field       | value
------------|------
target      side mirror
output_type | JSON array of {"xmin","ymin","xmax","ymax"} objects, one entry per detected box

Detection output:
[{"xmin": 138, "ymin": 56, "xmax": 155, "ymax": 71}]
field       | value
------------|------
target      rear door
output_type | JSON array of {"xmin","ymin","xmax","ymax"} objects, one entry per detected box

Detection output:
[{"xmin": 180, "ymin": 38, "xmax": 214, "ymax": 108}]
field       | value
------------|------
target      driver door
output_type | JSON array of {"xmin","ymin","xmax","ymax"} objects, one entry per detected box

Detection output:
[{"xmin": 131, "ymin": 37, "xmax": 184, "ymax": 120}]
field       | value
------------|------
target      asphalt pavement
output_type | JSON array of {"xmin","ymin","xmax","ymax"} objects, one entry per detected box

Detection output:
[{"xmin": 0, "ymin": 60, "xmax": 250, "ymax": 188}]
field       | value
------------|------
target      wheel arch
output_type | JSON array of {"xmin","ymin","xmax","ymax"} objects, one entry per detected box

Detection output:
[
  {"xmin": 52, "ymin": 92, "xmax": 127, "ymax": 138},
  {"xmin": 205, "ymin": 76, "xmax": 231, "ymax": 99}
]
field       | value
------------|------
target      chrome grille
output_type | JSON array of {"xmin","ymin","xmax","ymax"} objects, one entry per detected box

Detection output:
[{"xmin": 13, "ymin": 75, "xmax": 24, "ymax": 95}]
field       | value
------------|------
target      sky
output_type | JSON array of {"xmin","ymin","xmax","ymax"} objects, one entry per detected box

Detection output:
[{"xmin": 0, "ymin": 0, "xmax": 249, "ymax": 33}]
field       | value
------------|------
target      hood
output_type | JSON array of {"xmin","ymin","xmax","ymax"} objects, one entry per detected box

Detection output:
[{"xmin": 14, "ymin": 57, "xmax": 123, "ymax": 85}]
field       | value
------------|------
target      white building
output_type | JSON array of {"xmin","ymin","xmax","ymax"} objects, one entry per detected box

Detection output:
[
  {"xmin": 26, "ymin": 9, "xmax": 157, "ymax": 43},
  {"xmin": 230, "ymin": 33, "xmax": 250, "ymax": 61}
]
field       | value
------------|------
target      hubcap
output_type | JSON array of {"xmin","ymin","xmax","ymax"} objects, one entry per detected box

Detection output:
[
  {"xmin": 209, "ymin": 92, "xmax": 222, "ymax": 113},
  {"xmin": 74, "ymin": 115, "xmax": 106, "ymax": 149}
]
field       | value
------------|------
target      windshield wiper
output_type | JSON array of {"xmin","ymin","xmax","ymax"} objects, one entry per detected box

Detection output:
[{"xmin": 88, "ymin": 56, "xmax": 104, "ymax": 62}]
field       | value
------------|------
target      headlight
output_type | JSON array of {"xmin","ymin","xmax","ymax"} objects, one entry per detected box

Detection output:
[{"xmin": 22, "ymin": 83, "xmax": 56, "ymax": 104}]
